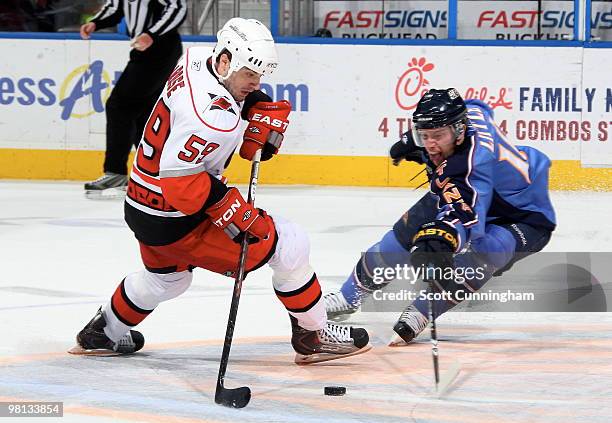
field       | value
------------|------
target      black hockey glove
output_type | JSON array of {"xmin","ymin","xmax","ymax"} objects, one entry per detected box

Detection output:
[
  {"xmin": 241, "ymin": 90, "xmax": 272, "ymax": 120},
  {"xmin": 390, "ymin": 130, "xmax": 426, "ymax": 166},
  {"xmin": 410, "ymin": 221, "xmax": 459, "ymax": 275}
]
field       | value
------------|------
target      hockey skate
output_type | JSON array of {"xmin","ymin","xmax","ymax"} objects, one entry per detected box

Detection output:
[
  {"xmin": 290, "ymin": 316, "xmax": 372, "ymax": 364},
  {"xmin": 388, "ymin": 305, "xmax": 428, "ymax": 346},
  {"xmin": 68, "ymin": 307, "xmax": 144, "ymax": 356},
  {"xmin": 84, "ymin": 173, "xmax": 128, "ymax": 200},
  {"xmin": 323, "ymin": 291, "xmax": 360, "ymax": 322}
]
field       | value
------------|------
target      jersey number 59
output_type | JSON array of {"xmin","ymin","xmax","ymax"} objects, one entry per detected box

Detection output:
[
  {"xmin": 137, "ymin": 99, "xmax": 171, "ymax": 177},
  {"xmin": 137, "ymin": 99, "xmax": 221, "ymax": 176}
]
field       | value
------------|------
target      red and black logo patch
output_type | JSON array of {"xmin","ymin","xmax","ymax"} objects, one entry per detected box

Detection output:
[{"xmin": 208, "ymin": 93, "xmax": 236, "ymax": 115}]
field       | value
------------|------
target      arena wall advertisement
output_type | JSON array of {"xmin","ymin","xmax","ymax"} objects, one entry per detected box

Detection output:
[
  {"xmin": 0, "ymin": 38, "xmax": 611, "ymax": 190},
  {"xmin": 314, "ymin": 0, "xmax": 612, "ymax": 41}
]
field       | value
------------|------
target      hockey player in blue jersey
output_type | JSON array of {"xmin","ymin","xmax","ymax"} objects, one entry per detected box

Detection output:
[{"xmin": 323, "ymin": 88, "xmax": 556, "ymax": 345}]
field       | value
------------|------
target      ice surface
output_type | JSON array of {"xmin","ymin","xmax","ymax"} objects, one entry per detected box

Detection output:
[{"xmin": 1, "ymin": 181, "xmax": 612, "ymax": 422}]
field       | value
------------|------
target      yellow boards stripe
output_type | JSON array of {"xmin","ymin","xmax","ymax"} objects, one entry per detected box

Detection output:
[{"xmin": 1, "ymin": 149, "xmax": 611, "ymax": 191}]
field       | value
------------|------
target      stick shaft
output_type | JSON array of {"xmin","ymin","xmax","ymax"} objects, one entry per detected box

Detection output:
[
  {"xmin": 215, "ymin": 149, "xmax": 262, "ymax": 392},
  {"xmin": 426, "ymin": 277, "xmax": 440, "ymax": 387}
]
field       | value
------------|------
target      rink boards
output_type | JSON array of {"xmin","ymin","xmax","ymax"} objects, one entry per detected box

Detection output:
[{"xmin": 0, "ymin": 39, "xmax": 611, "ymax": 189}]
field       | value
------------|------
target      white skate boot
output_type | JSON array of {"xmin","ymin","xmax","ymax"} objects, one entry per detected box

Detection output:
[
  {"xmin": 389, "ymin": 305, "xmax": 428, "ymax": 346},
  {"xmin": 323, "ymin": 291, "xmax": 360, "ymax": 322}
]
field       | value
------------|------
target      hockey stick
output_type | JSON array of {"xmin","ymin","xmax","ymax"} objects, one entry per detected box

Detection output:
[
  {"xmin": 424, "ymin": 269, "xmax": 461, "ymax": 397},
  {"xmin": 424, "ymin": 273, "xmax": 441, "ymax": 388},
  {"xmin": 215, "ymin": 149, "xmax": 262, "ymax": 408}
]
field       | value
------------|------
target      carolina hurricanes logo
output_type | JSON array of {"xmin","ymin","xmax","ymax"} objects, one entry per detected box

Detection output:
[
  {"xmin": 248, "ymin": 126, "xmax": 261, "ymax": 134},
  {"xmin": 395, "ymin": 57, "xmax": 435, "ymax": 111},
  {"xmin": 208, "ymin": 94, "xmax": 236, "ymax": 115},
  {"xmin": 242, "ymin": 210, "xmax": 252, "ymax": 221}
]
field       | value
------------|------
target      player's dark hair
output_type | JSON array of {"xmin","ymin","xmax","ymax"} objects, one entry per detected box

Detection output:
[{"xmin": 215, "ymin": 48, "xmax": 233, "ymax": 64}]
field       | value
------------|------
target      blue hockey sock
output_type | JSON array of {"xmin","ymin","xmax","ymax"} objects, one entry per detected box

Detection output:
[
  {"xmin": 340, "ymin": 272, "xmax": 363, "ymax": 307},
  {"xmin": 339, "ymin": 230, "xmax": 410, "ymax": 306}
]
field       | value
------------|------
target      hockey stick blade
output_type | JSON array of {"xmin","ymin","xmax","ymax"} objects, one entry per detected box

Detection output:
[
  {"xmin": 215, "ymin": 386, "xmax": 251, "ymax": 408},
  {"xmin": 436, "ymin": 360, "xmax": 461, "ymax": 397}
]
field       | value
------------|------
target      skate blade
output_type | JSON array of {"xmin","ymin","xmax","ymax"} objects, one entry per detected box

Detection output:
[
  {"xmin": 85, "ymin": 187, "xmax": 127, "ymax": 201},
  {"xmin": 294, "ymin": 343, "xmax": 373, "ymax": 365},
  {"xmin": 388, "ymin": 333, "xmax": 410, "ymax": 347},
  {"xmin": 67, "ymin": 345, "xmax": 121, "ymax": 357}
]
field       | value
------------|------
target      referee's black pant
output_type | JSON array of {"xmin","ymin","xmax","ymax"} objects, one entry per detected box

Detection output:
[{"xmin": 103, "ymin": 31, "xmax": 182, "ymax": 175}]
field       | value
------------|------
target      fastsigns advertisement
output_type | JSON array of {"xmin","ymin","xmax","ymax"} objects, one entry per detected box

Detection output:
[
  {"xmin": 460, "ymin": 0, "xmax": 611, "ymax": 40},
  {"xmin": 461, "ymin": 0, "xmax": 577, "ymax": 40},
  {"xmin": 315, "ymin": 0, "xmax": 448, "ymax": 39},
  {"xmin": 591, "ymin": 0, "xmax": 612, "ymax": 41},
  {"xmin": 314, "ymin": 0, "xmax": 612, "ymax": 41}
]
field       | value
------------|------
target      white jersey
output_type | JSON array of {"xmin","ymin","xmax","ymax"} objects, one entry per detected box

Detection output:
[
  {"xmin": 125, "ymin": 47, "xmax": 248, "ymax": 245},
  {"xmin": 159, "ymin": 47, "xmax": 246, "ymax": 180}
]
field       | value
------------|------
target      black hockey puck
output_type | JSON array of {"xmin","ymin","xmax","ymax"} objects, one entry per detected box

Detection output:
[{"xmin": 324, "ymin": 386, "xmax": 346, "ymax": 396}]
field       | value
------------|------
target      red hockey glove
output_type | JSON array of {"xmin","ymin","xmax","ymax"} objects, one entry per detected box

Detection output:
[
  {"xmin": 240, "ymin": 100, "xmax": 291, "ymax": 161},
  {"xmin": 206, "ymin": 187, "xmax": 271, "ymax": 243}
]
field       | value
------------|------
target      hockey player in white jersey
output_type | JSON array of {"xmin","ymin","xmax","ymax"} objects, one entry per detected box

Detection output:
[{"xmin": 70, "ymin": 18, "xmax": 371, "ymax": 364}]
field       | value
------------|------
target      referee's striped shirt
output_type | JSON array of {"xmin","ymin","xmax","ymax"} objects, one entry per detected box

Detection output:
[{"xmin": 90, "ymin": 0, "xmax": 187, "ymax": 39}]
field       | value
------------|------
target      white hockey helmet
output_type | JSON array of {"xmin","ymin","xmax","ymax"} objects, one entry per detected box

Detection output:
[{"xmin": 212, "ymin": 18, "xmax": 278, "ymax": 81}]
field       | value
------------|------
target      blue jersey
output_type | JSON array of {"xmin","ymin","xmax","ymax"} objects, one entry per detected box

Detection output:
[{"xmin": 429, "ymin": 99, "xmax": 556, "ymax": 252}]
